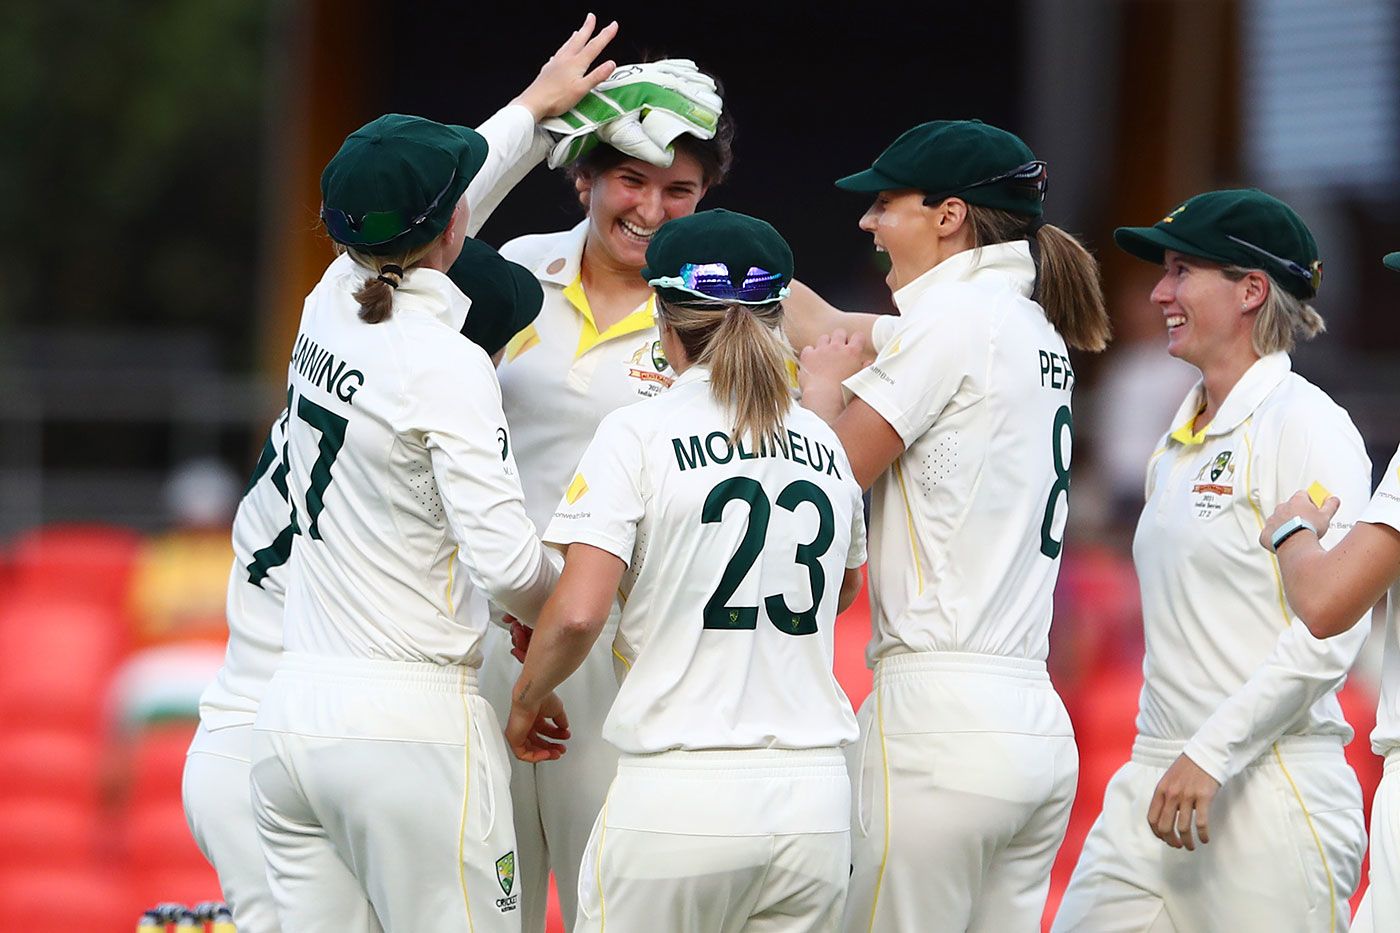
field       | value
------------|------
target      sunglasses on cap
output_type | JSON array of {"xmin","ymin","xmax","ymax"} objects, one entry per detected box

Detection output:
[
  {"xmin": 924, "ymin": 160, "xmax": 1049, "ymax": 207},
  {"xmin": 649, "ymin": 262, "xmax": 791, "ymax": 305},
  {"xmin": 1225, "ymin": 235, "xmax": 1322, "ymax": 294},
  {"xmin": 321, "ymin": 169, "xmax": 458, "ymax": 248}
]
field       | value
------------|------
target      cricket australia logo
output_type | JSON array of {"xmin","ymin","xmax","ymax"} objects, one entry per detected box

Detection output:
[
  {"xmin": 494, "ymin": 851, "xmax": 518, "ymax": 913},
  {"xmin": 625, "ymin": 338, "xmax": 674, "ymax": 397},
  {"xmin": 1190, "ymin": 449, "xmax": 1236, "ymax": 519}
]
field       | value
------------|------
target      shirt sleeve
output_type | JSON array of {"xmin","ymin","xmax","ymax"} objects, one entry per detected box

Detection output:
[
  {"xmin": 543, "ymin": 411, "xmax": 647, "ymax": 564},
  {"xmin": 462, "ymin": 104, "xmax": 552, "ymax": 238},
  {"xmin": 407, "ymin": 338, "xmax": 561, "ymax": 625},
  {"xmin": 846, "ymin": 492, "xmax": 868, "ymax": 570},
  {"xmin": 1182, "ymin": 401, "xmax": 1373, "ymax": 785},
  {"xmin": 870, "ymin": 314, "xmax": 898, "ymax": 354},
  {"xmin": 841, "ymin": 291, "xmax": 982, "ymax": 447},
  {"xmin": 1361, "ymin": 445, "xmax": 1400, "ymax": 532}
]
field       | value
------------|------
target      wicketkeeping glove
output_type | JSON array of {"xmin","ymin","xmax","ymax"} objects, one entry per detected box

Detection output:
[{"xmin": 542, "ymin": 59, "xmax": 723, "ymax": 169}]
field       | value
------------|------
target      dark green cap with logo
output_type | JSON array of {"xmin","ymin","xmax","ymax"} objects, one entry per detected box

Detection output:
[
  {"xmin": 642, "ymin": 209, "xmax": 794, "ymax": 306},
  {"xmin": 320, "ymin": 114, "xmax": 488, "ymax": 256},
  {"xmin": 835, "ymin": 119, "xmax": 1047, "ymax": 217},
  {"xmin": 1115, "ymin": 188, "xmax": 1322, "ymax": 299},
  {"xmin": 450, "ymin": 238, "xmax": 545, "ymax": 357},
  {"xmin": 1385, "ymin": 252, "xmax": 1400, "ymax": 272}
]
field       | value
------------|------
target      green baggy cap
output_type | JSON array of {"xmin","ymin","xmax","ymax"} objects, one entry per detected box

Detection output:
[
  {"xmin": 1115, "ymin": 188, "xmax": 1322, "ymax": 299},
  {"xmin": 1384, "ymin": 252, "xmax": 1400, "ymax": 272},
  {"xmin": 321, "ymin": 114, "xmax": 488, "ymax": 256},
  {"xmin": 642, "ymin": 209, "xmax": 794, "ymax": 306},
  {"xmin": 835, "ymin": 119, "xmax": 1046, "ymax": 217},
  {"xmin": 450, "ymin": 238, "xmax": 545, "ymax": 358}
]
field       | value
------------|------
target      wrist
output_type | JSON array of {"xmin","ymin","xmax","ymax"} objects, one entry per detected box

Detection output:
[
  {"xmin": 1270, "ymin": 515, "xmax": 1319, "ymax": 553},
  {"xmin": 509, "ymin": 91, "xmax": 552, "ymax": 124}
]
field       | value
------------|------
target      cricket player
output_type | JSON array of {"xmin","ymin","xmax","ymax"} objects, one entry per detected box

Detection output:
[
  {"xmin": 244, "ymin": 18, "xmax": 635, "ymax": 933},
  {"xmin": 477, "ymin": 64, "xmax": 730, "ymax": 933},
  {"xmin": 798, "ymin": 120, "xmax": 1111, "ymax": 933},
  {"xmin": 504, "ymin": 209, "xmax": 867, "ymax": 932},
  {"xmin": 1054, "ymin": 190, "xmax": 1371, "ymax": 932},
  {"xmin": 1261, "ymin": 250, "xmax": 1400, "ymax": 933}
]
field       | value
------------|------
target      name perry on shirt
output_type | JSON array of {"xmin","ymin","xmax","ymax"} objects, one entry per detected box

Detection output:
[
  {"xmin": 291, "ymin": 333, "xmax": 366, "ymax": 404},
  {"xmin": 671, "ymin": 428, "xmax": 844, "ymax": 479},
  {"xmin": 1038, "ymin": 349, "xmax": 1074, "ymax": 391}
]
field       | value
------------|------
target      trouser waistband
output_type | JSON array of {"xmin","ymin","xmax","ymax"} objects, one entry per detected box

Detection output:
[
  {"xmin": 278, "ymin": 651, "xmax": 479, "ymax": 693},
  {"xmin": 1132, "ymin": 733, "xmax": 1344, "ymax": 769},
  {"xmin": 875, "ymin": 650, "xmax": 1050, "ymax": 683}
]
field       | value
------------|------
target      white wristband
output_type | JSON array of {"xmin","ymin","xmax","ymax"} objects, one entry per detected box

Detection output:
[{"xmin": 1270, "ymin": 515, "xmax": 1319, "ymax": 553}]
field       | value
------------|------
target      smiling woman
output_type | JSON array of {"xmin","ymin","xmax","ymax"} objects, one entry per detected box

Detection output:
[
  {"xmin": 1054, "ymin": 189, "xmax": 1372, "ymax": 933},
  {"xmin": 476, "ymin": 82, "xmax": 736, "ymax": 933}
]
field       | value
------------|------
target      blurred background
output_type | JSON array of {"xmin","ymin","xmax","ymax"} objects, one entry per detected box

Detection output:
[{"xmin": 1, "ymin": 0, "xmax": 1397, "ymax": 929}]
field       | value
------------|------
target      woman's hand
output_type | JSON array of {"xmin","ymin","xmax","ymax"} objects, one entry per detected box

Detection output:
[
  {"xmin": 1259, "ymin": 490, "xmax": 1339, "ymax": 551},
  {"xmin": 1147, "ymin": 753, "xmax": 1220, "ymax": 851},
  {"xmin": 511, "ymin": 14, "xmax": 620, "ymax": 122},
  {"xmin": 505, "ymin": 687, "xmax": 571, "ymax": 763},
  {"xmin": 798, "ymin": 329, "xmax": 868, "ymax": 424}
]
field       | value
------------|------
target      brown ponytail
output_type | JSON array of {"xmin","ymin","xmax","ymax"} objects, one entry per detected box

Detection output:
[
  {"xmin": 657, "ymin": 297, "xmax": 791, "ymax": 445},
  {"xmin": 347, "ymin": 241, "xmax": 436, "ymax": 324},
  {"xmin": 968, "ymin": 206, "xmax": 1111, "ymax": 352}
]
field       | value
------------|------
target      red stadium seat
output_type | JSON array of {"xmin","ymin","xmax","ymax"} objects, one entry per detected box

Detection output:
[
  {"xmin": 6, "ymin": 524, "xmax": 142, "ymax": 612},
  {"xmin": 123, "ymin": 722, "xmax": 198, "ymax": 809},
  {"xmin": 0, "ymin": 598, "xmax": 126, "ymax": 734},
  {"xmin": 0, "ymin": 866, "xmax": 130, "ymax": 933},
  {"xmin": 0, "ymin": 729, "xmax": 103, "ymax": 809},
  {"xmin": 118, "ymin": 798, "xmax": 208, "ymax": 872},
  {"xmin": 0, "ymin": 798, "xmax": 100, "ymax": 871}
]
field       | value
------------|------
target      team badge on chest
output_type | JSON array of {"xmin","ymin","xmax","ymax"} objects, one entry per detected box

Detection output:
[
  {"xmin": 1189, "ymin": 449, "xmax": 1236, "ymax": 519},
  {"xmin": 624, "ymin": 338, "xmax": 674, "ymax": 397}
]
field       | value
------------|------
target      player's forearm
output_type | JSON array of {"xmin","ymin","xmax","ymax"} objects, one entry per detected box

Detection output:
[
  {"xmin": 513, "ymin": 604, "xmax": 606, "ymax": 707},
  {"xmin": 462, "ymin": 105, "xmax": 551, "ymax": 238},
  {"xmin": 1277, "ymin": 525, "xmax": 1394, "ymax": 638},
  {"xmin": 782, "ymin": 280, "xmax": 879, "ymax": 353}
]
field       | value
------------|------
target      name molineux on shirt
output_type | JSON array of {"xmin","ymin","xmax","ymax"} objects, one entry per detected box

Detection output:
[{"xmin": 671, "ymin": 428, "xmax": 844, "ymax": 479}]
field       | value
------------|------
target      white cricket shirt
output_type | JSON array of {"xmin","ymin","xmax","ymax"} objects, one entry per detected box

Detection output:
[
  {"xmin": 199, "ymin": 105, "xmax": 553, "ymax": 721},
  {"xmin": 843, "ymin": 241, "xmax": 1075, "ymax": 666},
  {"xmin": 1133, "ymin": 352, "xmax": 1372, "ymax": 784},
  {"xmin": 1363, "ymin": 445, "xmax": 1400, "ymax": 756},
  {"xmin": 545, "ymin": 366, "xmax": 865, "ymax": 753},
  {"xmin": 277, "ymin": 251, "xmax": 558, "ymax": 664},
  {"xmin": 496, "ymin": 221, "xmax": 672, "ymax": 532}
]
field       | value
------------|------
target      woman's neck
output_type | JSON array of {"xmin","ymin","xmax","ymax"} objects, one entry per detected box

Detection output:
[{"xmin": 1196, "ymin": 350, "xmax": 1261, "ymax": 429}]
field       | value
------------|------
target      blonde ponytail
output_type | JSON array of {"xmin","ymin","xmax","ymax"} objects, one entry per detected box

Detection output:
[
  {"xmin": 969, "ymin": 206, "xmax": 1111, "ymax": 352},
  {"xmin": 657, "ymin": 298, "xmax": 791, "ymax": 445}
]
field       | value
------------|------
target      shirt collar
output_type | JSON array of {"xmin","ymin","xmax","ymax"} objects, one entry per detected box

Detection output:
[
  {"xmin": 532, "ymin": 219, "xmax": 590, "ymax": 287},
  {"xmin": 341, "ymin": 255, "xmax": 472, "ymax": 332},
  {"xmin": 892, "ymin": 240, "xmax": 1036, "ymax": 315},
  {"xmin": 1165, "ymin": 352, "xmax": 1292, "ymax": 446},
  {"xmin": 670, "ymin": 364, "xmax": 711, "ymax": 390}
]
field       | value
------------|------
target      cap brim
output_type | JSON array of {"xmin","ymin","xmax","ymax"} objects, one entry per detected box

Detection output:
[
  {"xmin": 1385, "ymin": 251, "xmax": 1400, "ymax": 272},
  {"xmin": 834, "ymin": 166, "xmax": 907, "ymax": 192},
  {"xmin": 1113, "ymin": 225, "xmax": 1228, "ymax": 266}
]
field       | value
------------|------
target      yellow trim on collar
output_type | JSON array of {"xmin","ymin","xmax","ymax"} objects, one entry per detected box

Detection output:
[
  {"xmin": 563, "ymin": 275, "xmax": 656, "ymax": 359},
  {"xmin": 1168, "ymin": 410, "xmax": 1210, "ymax": 446}
]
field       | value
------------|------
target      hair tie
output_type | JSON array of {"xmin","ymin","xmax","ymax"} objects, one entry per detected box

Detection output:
[
  {"xmin": 1026, "ymin": 217, "xmax": 1048, "ymax": 236},
  {"xmin": 377, "ymin": 263, "xmax": 404, "ymax": 289}
]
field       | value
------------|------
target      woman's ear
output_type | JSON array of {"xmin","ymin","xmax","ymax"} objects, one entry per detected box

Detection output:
[
  {"xmin": 575, "ymin": 172, "xmax": 593, "ymax": 211},
  {"xmin": 1240, "ymin": 270, "xmax": 1270, "ymax": 314}
]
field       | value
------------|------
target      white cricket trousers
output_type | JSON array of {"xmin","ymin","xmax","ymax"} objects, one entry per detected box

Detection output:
[
  {"xmin": 480, "ymin": 612, "xmax": 620, "ymax": 933},
  {"xmin": 250, "ymin": 653, "xmax": 520, "ymax": 933},
  {"xmin": 574, "ymin": 747, "xmax": 852, "ymax": 933},
  {"xmin": 183, "ymin": 723, "xmax": 279, "ymax": 933},
  {"xmin": 843, "ymin": 651, "xmax": 1078, "ymax": 933},
  {"xmin": 1053, "ymin": 734, "xmax": 1365, "ymax": 933},
  {"xmin": 1352, "ymin": 752, "xmax": 1400, "ymax": 933}
]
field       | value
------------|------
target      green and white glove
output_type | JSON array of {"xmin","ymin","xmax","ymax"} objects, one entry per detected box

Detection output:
[{"xmin": 543, "ymin": 59, "xmax": 723, "ymax": 169}]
